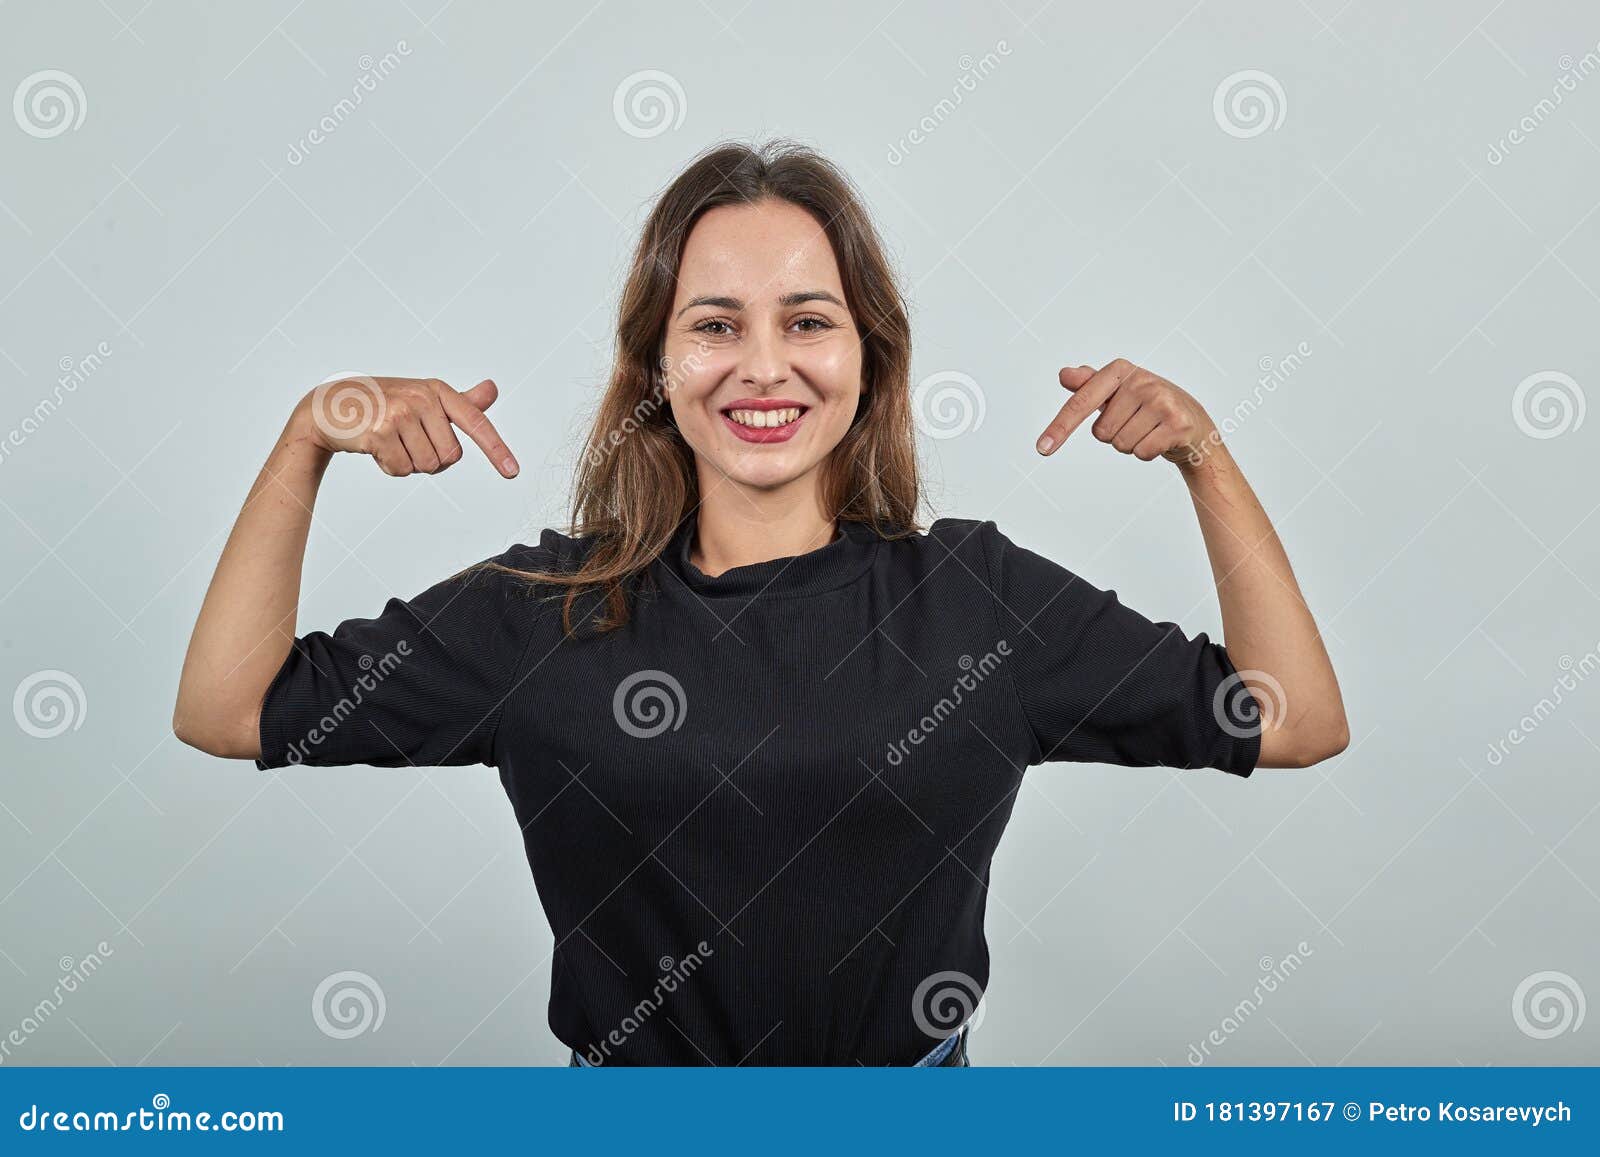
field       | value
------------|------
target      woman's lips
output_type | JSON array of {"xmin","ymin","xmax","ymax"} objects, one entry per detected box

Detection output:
[{"xmin": 721, "ymin": 408, "xmax": 806, "ymax": 444}]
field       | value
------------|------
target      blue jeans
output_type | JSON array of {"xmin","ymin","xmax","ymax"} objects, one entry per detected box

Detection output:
[{"xmin": 569, "ymin": 1024, "xmax": 970, "ymax": 1067}]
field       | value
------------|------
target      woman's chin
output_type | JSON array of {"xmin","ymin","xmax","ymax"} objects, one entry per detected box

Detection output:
[{"xmin": 719, "ymin": 455, "xmax": 811, "ymax": 492}]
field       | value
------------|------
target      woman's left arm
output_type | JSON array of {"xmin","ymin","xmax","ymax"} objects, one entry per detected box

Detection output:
[{"xmin": 1037, "ymin": 358, "xmax": 1349, "ymax": 769}]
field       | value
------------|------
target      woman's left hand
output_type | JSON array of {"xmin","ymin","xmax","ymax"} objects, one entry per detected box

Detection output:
[{"xmin": 1036, "ymin": 358, "xmax": 1220, "ymax": 467}]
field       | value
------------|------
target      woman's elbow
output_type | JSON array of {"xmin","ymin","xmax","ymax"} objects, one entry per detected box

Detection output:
[
  {"xmin": 1258, "ymin": 712, "xmax": 1350, "ymax": 769},
  {"xmin": 1297, "ymin": 725, "xmax": 1349, "ymax": 767},
  {"xmin": 172, "ymin": 699, "xmax": 261, "ymax": 760},
  {"xmin": 1283, "ymin": 721, "xmax": 1350, "ymax": 768}
]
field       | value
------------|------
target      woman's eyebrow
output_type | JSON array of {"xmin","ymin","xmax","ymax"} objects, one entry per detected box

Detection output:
[
  {"xmin": 674, "ymin": 290, "xmax": 845, "ymax": 318},
  {"xmin": 778, "ymin": 290, "xmax": 845, "ymax": 309}
]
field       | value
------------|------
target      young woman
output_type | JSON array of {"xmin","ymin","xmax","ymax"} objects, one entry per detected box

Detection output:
[{"xmin": 174, "ymin": 140, "xmax": 1348, "ymax": 1068}]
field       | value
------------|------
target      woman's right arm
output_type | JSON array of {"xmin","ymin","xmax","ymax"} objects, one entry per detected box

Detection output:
[{"xmin": 172, "ymin": 375, "xmax": 519, "ymax": 759}]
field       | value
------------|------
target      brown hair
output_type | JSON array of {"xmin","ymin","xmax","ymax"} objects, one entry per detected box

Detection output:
[{"xmin": 495, "ymin": 138, "xmax": 922, "ymax": 635}]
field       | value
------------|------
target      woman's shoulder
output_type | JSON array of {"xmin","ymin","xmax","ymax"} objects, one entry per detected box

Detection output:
[
  {"xmin": 863, "ymin": 516, "xmax": 1008, "ymax": 578},
  {"xmin": 438, "ymin": 528, "xmax": 601, "ymax": 609},
  {"xmin": 883, "ymin": 515, "xmax": 1004, "ymax": 553},
  {"xmin": 924, "ymin": 515, "xmax": 998, "ymax": 537},
  {"xmin": 921, "ymin": 516, "xmax": 1054, "ymax": 560},
  {"xmin": 482, "ymin": 526, "xmax": 601, "ymax": 576},
  {"xmin": 882, "ymin": 517, "xmax": 1069, "ymax": 585}
]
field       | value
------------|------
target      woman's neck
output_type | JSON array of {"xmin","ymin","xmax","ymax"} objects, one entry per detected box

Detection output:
[{"xmin": 689, "ymin": 485, "xmax": 838, "ymax": 579}]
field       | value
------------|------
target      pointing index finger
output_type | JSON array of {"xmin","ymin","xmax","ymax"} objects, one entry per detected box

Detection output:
[
  {"xmin": 440, "ymin": 384, "xmax": 519, "ymax": 477},
  {"xmin": 1037, "ymin": 361, "xmax": 1132, "ymax": 455}
]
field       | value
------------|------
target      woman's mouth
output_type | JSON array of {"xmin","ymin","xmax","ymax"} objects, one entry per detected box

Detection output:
[{"xmin": 720, "ymin": 402, "xmax": 809, "ymax": 444}]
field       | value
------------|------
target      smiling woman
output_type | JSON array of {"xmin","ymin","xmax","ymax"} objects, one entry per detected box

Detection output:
[
  {"xmin": 172, "ymin": 138, "xmax": 1347, "ymax": 1067},
  {"xmin": 484, "ymin": 142, "xmax": 921, "ymax": 633},
  {"xmin": 666, "ymin": 203, "xmax": 863, "ymax": 471}
]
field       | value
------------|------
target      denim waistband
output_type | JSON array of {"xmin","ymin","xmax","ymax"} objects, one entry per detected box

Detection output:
[
  {"xmin": 570, "ymin": 1024, "xmax": 967, "ymax": 1067},
  {"xmin": 912, "ymin": 1023, "xmax": 965, "ymax": 1067}
]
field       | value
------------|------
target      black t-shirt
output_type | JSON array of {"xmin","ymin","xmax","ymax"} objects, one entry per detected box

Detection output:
[{"xmin": 256, "ymin": 515, "xmax": 1260, "ymax": 1064}]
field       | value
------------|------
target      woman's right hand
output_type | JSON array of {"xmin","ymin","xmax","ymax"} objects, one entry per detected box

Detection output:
[
  {"xmin": 293, "ymin": 374, "xmax": 520, "ymax": 479},
  {"xmin": 176, "ymin": 373, "xmax": 520, "ymax": 759}
]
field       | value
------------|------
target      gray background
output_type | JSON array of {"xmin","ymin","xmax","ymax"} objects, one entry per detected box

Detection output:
[{"xmin": 2, "ymin": 0, "xmax": 1596, "ymax": 1067}]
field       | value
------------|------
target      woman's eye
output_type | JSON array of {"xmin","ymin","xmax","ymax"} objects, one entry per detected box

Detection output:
[{"xmin": 693, "ymin": 316, "xmax": 834, "ymax": 336}]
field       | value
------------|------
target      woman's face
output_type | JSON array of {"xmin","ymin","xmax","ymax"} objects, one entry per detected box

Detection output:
[{"xmin": 662, "ymin": 198, "xmax": 864, "ymax": 497}]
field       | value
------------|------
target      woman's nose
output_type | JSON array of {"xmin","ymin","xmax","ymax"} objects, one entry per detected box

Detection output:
[{"xmin": 738, "ymin": 324, "xmax": 790, "ymax": 388}]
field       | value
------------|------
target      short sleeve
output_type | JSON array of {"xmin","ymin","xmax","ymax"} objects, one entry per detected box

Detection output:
[
  {"xmin": 978, "ymin": 521, "xmax": 1260, "ymax": 776},
  {"xmin": 255, "ymin": 544, "xmax": 545, "ymax": 770}
]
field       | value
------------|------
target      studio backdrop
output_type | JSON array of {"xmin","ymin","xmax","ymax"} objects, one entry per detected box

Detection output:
[{"xmin": 1, "ymin": 0, "xmax": 1596, "ymax": 1066}]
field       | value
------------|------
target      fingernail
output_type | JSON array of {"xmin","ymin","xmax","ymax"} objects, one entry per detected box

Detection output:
[
  {"xmin": 502, "ymin": 456, "xmax": 519, "ymax": 476},
  {"xmin": 1036, "ymin": 434, "xmax": 1055, "ymax": 454}
]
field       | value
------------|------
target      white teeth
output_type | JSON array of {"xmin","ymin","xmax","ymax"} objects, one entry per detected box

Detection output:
[{"xmin": 728, "ymin": 407, "xmax": 801, "ymax": 428}]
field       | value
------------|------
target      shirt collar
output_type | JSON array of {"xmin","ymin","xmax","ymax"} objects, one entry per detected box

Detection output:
[{"xmin": 658, "ymin": 512, "xmax": 883, "ymax": 600}]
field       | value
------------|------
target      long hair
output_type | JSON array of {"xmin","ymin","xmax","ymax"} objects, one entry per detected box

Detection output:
[{"xmin": 494, "ymin": 138, "xmax": 922, "ymax": 636}]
